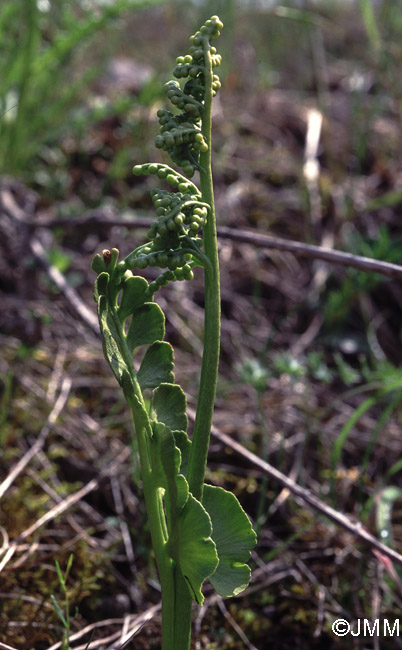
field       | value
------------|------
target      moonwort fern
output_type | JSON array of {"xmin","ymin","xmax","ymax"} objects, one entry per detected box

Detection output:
[{"xmin": 92, "ymin": 16, "xmax": 256, "ymax": 650}]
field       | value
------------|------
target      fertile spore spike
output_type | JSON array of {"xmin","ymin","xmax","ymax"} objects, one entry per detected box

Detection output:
[{"xmin": 126, "ymin": 22, "xmax": 226, "ymax": 290}]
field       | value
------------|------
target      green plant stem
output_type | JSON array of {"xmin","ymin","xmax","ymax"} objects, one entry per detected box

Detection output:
[
  {"xmin": 187, "ymin": 39, "xmax": 221, "ymax": 504},
  {"xmin": 172, "ymin": 566, "xmax": 193, "ymax": 649},
  {"xmin": 128, "ymin": 399, "xmax": 176, "ymax": 649},
  {"xmin": 170, "ymin": 38, "xmax": 221, "ymax": 650},
  {"xmin": 107, "ymin": 283, "xmax": 175, "ymax": 649}
]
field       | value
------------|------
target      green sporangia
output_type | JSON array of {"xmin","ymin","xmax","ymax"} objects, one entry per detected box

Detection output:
[{"xmin": 92, "ymin": 16, "xmax": 256, "ymax": 650}]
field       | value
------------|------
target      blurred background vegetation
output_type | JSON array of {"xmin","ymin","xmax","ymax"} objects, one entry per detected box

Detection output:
[{"xmin": 1, "ymin": 0, "xmax": 402, "ymax": 648}]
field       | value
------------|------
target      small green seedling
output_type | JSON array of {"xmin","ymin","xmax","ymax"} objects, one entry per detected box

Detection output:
[
  {"xmin": 92, "ymin": 16, "xmax": 256, "ymax": 650},
  {"xmin": 50, "ymin": 555, "xmax": 74, "ymax": 650}
]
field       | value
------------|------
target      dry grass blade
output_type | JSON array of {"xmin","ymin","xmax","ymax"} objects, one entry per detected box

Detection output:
[
  {"xmin": 42, "ymin": 604, "xmax": 161, "ymax": 650},
  {"xmin": 105, "ymin": 603, "xmax": 161, "ymax": 650},
  {"xmin": 29, "ymin": 237, "xmax": 99, "ymax": 334},
  {"xmin": 42, "ymin": 604, "xmax": 160, "ymax": 650},
  {"xmin": 0, "ymin": 447, "xmax": 130, "ymax": 572},
  {"xmin": 110, "ymin": 476, "xmax": 136, "ymax": 570},
  {"xmin": 0, "ymin": 642, "xmax": 19, "ymax": 650},
  {"xmin": 303, "ymin": 107, "xmax": 323, "ymax": 226},
  {"xmin": 217, "ymin": 600, "xmax": 259, "ymax": 650},
  {"xmin": 0, "ymin": 376, "xmax": 72, "ymax": 500}
]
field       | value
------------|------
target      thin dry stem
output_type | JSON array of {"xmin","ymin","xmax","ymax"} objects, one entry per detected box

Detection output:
[
  {"xmin": 34, "ymin": 212, "xmax": 402, "ymax": 282},
  {"xmin": 0, "ymin": 376, "xmax": 72, "ymax": 500},
  {"xmin": 187, "ymin": 408, "xmax": 402, "ymax": 569},
  {"xmin": 0, "ymin": 447, "xmax": 130, "ymax": 572}
]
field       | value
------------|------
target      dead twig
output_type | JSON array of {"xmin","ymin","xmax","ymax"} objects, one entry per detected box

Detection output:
[
  {"xmin": 217, "ymin": 226, "xmax": 402, "ymax": 281},
  {"xmin": 34, "ymin": 212, "xmax": 152, "ymax": 230},
  {"xmin": 303, "ymin": 107, "xmax": 323, "ymax": 227},
  {"xmin": 187, "ymin": 409, "xmax": 402, "ymax": 569},
  {"xmin": 34, "ymin": 211, "xmax": 402, "ymax": 281}
]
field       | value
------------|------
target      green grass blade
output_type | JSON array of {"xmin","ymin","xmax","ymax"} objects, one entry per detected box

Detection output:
[
  {"xmin": 54, "ymin": 559, "xmax": 66, "ymax": 591},
  {"xmin": 357, "ymin": 390, "xmax": 401, "ymax": 510},
  {"xmin": 64, "ymin": 554, "xmax": 74, "ymax": 582},
  {"xmin": 359, "ymin": 0, "xmax": 381, "ymax": 52},
  {"xmin": 50, "ymin": 594, "xmax": 67, "ymax": 627},
  {"xmin": 387, "ymin": 458, "xmax": 402, "ymax": 478},
  {"xmin": 331, "ymin": 378, "xmax": 402, "ymax": 497}
]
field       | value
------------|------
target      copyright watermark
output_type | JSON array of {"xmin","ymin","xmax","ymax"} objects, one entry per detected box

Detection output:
[{"xmin": 332, "ymin": 619, "xmax": 400, "ymax": 637}]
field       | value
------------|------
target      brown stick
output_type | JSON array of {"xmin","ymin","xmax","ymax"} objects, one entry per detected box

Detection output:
[
  {"xmin": 35, "ymin": 213, "xmax": 402, "ymax": 281},
  {"xmin": 186, "ymin": 408, "xmax": 402, "ymax": 569},
  {"xmin": 217, "ymin": 226, "xmax": 402, "ymax": 281}
]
